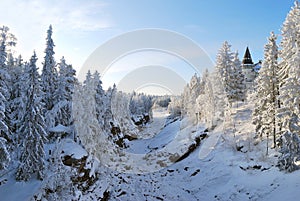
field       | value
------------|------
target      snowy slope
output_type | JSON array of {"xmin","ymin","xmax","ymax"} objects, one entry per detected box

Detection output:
[{"xmin": 91, "ymin": 103, "xmax": 300, "ymax": 201}]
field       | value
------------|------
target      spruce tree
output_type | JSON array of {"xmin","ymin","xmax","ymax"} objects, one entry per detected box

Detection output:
[
  {"xmin": 41, "ymin": 25, "xmax": 58, "ymax": 112},
  {"xmin": 253, "ymin": 32, "xmax": 279, "ymax": 151},
  {"xmin": 16, "ymin": 52, "xmax": 47, "ymax": 181}
]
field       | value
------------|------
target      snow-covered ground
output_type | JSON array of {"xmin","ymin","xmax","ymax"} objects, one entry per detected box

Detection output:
[
  {"xmin": 98, "ymin": 104, "xmax": 300, "ymax": 200},
  {"xmin": 2, "ymin": 105, "xmax": 300, "ymax": 200}
]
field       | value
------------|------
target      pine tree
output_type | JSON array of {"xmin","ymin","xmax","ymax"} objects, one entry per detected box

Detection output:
[
  {"xmin": 0, "ymin": 33, "xmax": 10, "ymax": 143},
  {"xmin": 8, "ymin": 55, "xmax": 25, "ymax": 145},
  {"xmin": 0, "ymin": 64, "xmax": 9, "ymax": 169},
  {"xmin": 93, "ymin": 71, "xmax": 105, "ymax": 128},
  {"xmin": 52, "ymin": 57, "xmax": 77, "ymax": 127},
  {"xmin": 276, "ymin": 1, "xmax": 300, "ymax": 172},
  {"xmin": 0, "ymin": 137, "xmax": 10, "ymax": 170},
  {"xmin": 72, "ymin": 76, "xmax": 105, "ymax": 171},
  {"xmin": 278, "ymin": 1, "xmax": 300, "ymax": 86},
  {"xmin": 278, "ymin": 1, "xmax": 300, "ymax": 137},
  {"xmin": 16, "ymin": 52, "xmax": 47, "ymax": 181},
  {"xmin": 41, "ymin": 25, "xmax": 58, "ymax": 112},
  {"xmin": 231, "ymin": 51, "xmax": 245, "ymax": 102},
  {"xmin": 253, "ymin": 32, "xmax": 279, "ymax": 151}
]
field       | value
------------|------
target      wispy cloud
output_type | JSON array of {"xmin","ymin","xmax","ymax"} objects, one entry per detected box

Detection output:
[
  {"xmin": 0, "ymin": 0, "xmax": 113, "ymax": 66},
  {"xmin": 1, "ymin": 0, "xmax": 113, "ymax": 32}
]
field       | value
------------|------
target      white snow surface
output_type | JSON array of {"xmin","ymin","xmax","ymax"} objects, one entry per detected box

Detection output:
[{"xmin": 2, "ymin": 105, "xmax": 300, "ymax": 200}]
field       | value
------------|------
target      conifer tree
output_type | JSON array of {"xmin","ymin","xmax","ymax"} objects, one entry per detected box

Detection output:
[
  {"xmin": 253, "ymin": 32, "xmax": 279, "ymax": 151},
  {"xmin": 16, "ymin": 52, "xmax": 47, "ymax": 181},
  {"xmin": 41, "ymin": 25, "xmax": 58, "ymax": 112}
]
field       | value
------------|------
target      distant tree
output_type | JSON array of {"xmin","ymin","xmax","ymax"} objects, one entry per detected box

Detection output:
[
  {"xmin": 181, "ymin": 74, "xmax": 201, "ymax": 122},
  {"xmin": 16, "ymin": 52, "xmax": 47, "ymax": 181},
  {"xmin": 253, "ymin": 32, "xmax": 279, "ymax": 151},
  {"xmin": 168, "ymin": 96, "xmax": 182, "ymax": 118}
]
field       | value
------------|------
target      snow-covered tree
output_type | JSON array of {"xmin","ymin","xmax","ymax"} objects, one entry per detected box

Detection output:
[
  {"xmin": 278, "ymin": 1, "xmax": 300, "ymax": 85},
  {"xmin": 168, "ymin": 96, "xmax": 182, "ymax": 118},
  {"xmin": 51, "ymin": 57, "xmax": 77, "ymax": 128},
  {"xmin": 0, "ymin": 26, "xmax": 17, "ymax": 56},
  {"xmin": 277, "ymin": 114, "xmax": 300, "ymax": 172},
  {"xmin": 111, "ymin": 90, "xmax": 137, "ymax": 138},
  {"xmin": 0, "ymin": 34, "xmax": 10, "ymax": 143},
  {"xmin": 16, "ymin": 52, "xmax": 47, "ymax": 181},
  {"xmin": 129, "ymin": 92, "xmax": 153, "ymax": 123},
  {"xmin": 278, "ymin": 35, "xmax": 300, "ymax": 130},
  {"xmin": 181, "ymin": 73, "xmax": 201, "ymax": 122},
  {"xmin": 196, "ymin": 68, "xmax": 227, "ymax": 129},
  {"xmin": 9, "ymin": 55, "xmax": 25, "ymax": 144},
  {"xmin": 41, "ymin": 25, "xmax": 58, "ymax": 112},
  {"xmin": 215, "ymin": 41, "xmax": 244, "ymax": 103},
  {"xmin": 0, "ymin": 43, "xmax": 10, "ymax": 168},
  {"xmin": 0, "ymin": 137, "xmax": 10, "ymax": 170},
  {"xmin": 35, "ymin": 139, "xmax": 79, "ymax": 200},
  {"xmin": 231, "ymin": 51, "xmax": 245, "ymax": 101},
  {"xmin": 253, "ymin": 32, "xmax": 279, "ymax": 149},
  {"xmin": 72, "ymin": 78, "xmax": 109, "ymax": 172},
  {"xmin": 93, "ymin": 71, "xmax": 105, "ymax": 128},
  {"xmin": 103, "ymin": 84, "xmax": 115, "ymax": 133},
  {"xmin": 275, "ymin": 1, "xmax": 300, "ymax": 172}
]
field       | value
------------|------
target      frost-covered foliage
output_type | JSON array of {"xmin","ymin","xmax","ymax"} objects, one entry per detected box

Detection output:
[
  {"xmin": 0, "ymin": 137, "xmax": 10, "ymax": 170},
  {"xmin": 34, "ymin": 139, "xmax": 80, "ymax": 200},
  {"xmin": 111, "ymin": 90, "xmax": 138, "ymax": 137},
  {"xmin": 215, "ymin": 41, "xmax": 245, "ymax": 103},
  {"xmin": 72, "ymin": 75, "xmax": 110, "ymax": 172},
  {"xmin": 9, "ymin": 56, "xmax": 25, "ymax": 144},
  {"xmin": 253, "ymin": 32, "xmax": 279, "ymax": 147},
  {"xmin": 129, "ymin": 92, "xmax": 153, "ymax": 123},
  {"xmin": 182, "ymin": 73, "xmax": 202, "ymax": 121},
  {"xmin": 16, "ymin": 52, "xmax": 47, "ymax": 181},
  {"xmin": 196, "ymin": 69, "xmax": 215, "ymax": 128},
  {"xmin": 93, "ymin": 71, "xmax": 105, "ymax": 128},
  {"xmin": 153, "ymin": 95, "xmax": 170, "ymax": 108},
  {"xmin": 277, "ymin": 114, "xmax": 300, "ymax": 172},
  {"xmin": 278, "ymin": 2, "xmax": 300, "ymax": 133},
  {"xmin": 47, "ymin": 57, "xmax": 77, "ymax": 131},
  {"xmin": 278, "ymin": 1, "xmax": 300, "ymax": 85},
  {"xmin": 41, "ymin": 25, "xmax": 58, "ymax": 112},
  {"xmin": 196, "ymin": 68, "xmax": 228, "ymax": 129},
  {"xmin": 168, "ymin": 96, "xmax": 182, "ymax": 118}
]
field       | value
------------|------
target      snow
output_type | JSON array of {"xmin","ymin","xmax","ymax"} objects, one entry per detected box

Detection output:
[
  {"xmin": 135, "ymin": 108, "xmax": 169, "ymax": 139},
  {"xmin": 0, "ymin": 173, "xmax": 41, "ymax": 201},
  {"xmin": 2, "ymin": 103, "xmax": 300, "ymax": 200},
  {"xmin": 48, "ymin": 124, "xmax": 71, "ymax": 133},
  {"xmin": 60, "ymin": 138, "xmax": 87, "ymax": 159}
]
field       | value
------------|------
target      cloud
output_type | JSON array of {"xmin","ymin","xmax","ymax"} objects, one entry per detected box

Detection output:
[
  {"xmin": 0, "ymin": 0, "xmax": 113, "ymax": 65},
  {"xmin": 0, "ymin": 0, "xmax": 113, "ymax": 32}
]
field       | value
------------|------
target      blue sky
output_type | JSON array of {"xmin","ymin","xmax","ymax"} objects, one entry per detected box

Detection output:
[{"xmin": 0, "ymin": 0, "xmax": 296, "ymax": 93}]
